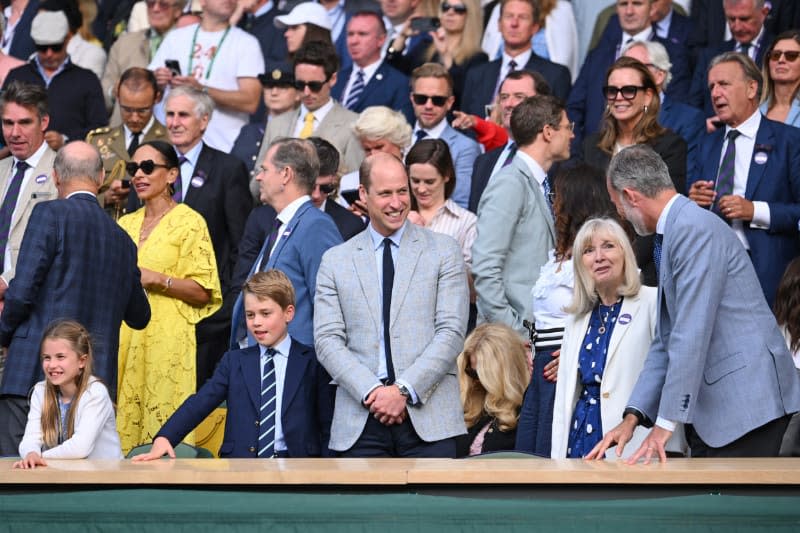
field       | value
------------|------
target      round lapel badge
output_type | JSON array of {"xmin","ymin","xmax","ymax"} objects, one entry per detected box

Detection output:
[
  {"xmin": 618, "ymin": 313, "xmax": 632, "ymax": 325},
  {"xmin": 34, "ymin": 174, "xmax": 47, "ymax": 184},
  {"xmin": 753, "ymin": 151, "xmax": 768, "ymax": 165},
  {"xmin": 190, "ymin": 175, "xmax": 205, "ymax": 188}
]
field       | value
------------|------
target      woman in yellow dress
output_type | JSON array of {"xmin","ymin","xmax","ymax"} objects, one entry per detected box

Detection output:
[{"xmin": 116, "ymin": 140, "xmax": 222, "ymax": 454}]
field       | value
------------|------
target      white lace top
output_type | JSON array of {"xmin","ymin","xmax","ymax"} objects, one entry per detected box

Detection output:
[{"xmin": 530, "ymin": 249, "xmax": 574, "ymax": 331}]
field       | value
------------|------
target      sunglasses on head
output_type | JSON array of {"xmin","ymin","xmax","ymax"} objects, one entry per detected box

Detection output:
[
  {"xmin": 412, "ymin": 93, "xmax": 449, "ymax": 106},
  {"xmin": 769, "ymin": 50, "xmax": 800, "ymax": 62},
  {"xmin": 145, "ymin": 0, "xmax": 177, "ymax": 8},
  {"xmin": 126, "ymin": 160, "xmax": 170, "ymax": 176},
  {"xmin": 441, "ymin": 2, "xmax": 467, "ymax": 14},
  {"xmin": 35, "ymin": 42, "xmax": 64, "ymax": 53},
  {"xmin": 602, "ymin": 85, "xmax": 647, "ymax": 101},
  {"xmin": 293, "ymin": 76, "xmax": 331, "ymax": 92}
]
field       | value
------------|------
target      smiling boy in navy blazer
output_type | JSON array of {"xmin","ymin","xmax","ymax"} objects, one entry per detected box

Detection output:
[{"xmin": 133, "ymin": 270, "xmax": 334, "ymax": 460}]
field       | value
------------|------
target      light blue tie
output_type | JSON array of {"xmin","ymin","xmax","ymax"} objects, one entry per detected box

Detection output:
[
  {"xmin": 258, "ymin": 348, "xmax": 277, "ymax": 457},
  {"xmin": 345, "ymin": 69, "xmax": 365, "ymax": 110}
]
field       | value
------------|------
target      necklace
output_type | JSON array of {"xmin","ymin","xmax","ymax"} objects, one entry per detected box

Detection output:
[
  {"xmin": 188, "ymin": 24, "xmax": 231, "ymax": 80},
  {"xmin": 597, "ymin": 299, "xmax": 620, "ymax": 335},
  {"xmin": 139, "ymin": 202, "xmax": 175, "ymax": 245}
]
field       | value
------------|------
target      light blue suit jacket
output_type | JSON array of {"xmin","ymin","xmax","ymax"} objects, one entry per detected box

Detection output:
[
  {"xmin": 438, "ymin": 123, "xmax": 482, "ymax": 209},
  {"xmin": 759, "ymin": 99, "xmax": 800, "ymax": 128},
  {"xmin": 628, "ymin": 195, "xmax": 800, "ymax": 448},
  {"xmin": 314, "ymin": 222, "xmax": 469, "ymax": 451},
  {"xmin": 229, "ymin": 200, "xmax": 342, "ymax": 348}
]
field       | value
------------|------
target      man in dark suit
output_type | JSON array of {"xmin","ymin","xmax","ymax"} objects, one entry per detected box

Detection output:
[
  {"xmin": 0, "ymin": 141, "xmax": 151, "ymax": 455},
  {"xmin": 308, "ymin": 137, "xmax": 365, "ymax": 241},
  {"xmin": 689, "ymin": 0, "xmax": 773, "ymax": 117},
  {"xmin": 468, "ymin": 70, "xmax": 549, "ymax": 213},
  {"xmin": 128, "ymin": 85, "xmax": 253, "ymax": 388},
  {"xmin": 567, "ymin": 0, "xmax": 691, "ymax": 151},
  {"xmin": 230, "ymin": 138, "xmax": 342, "ymax": 350},
  {"xmin": 461, "ymin": 0, "xmax": 571, "ymax": 118},
  {"xmin": 331, "ymin": 10, "xmax": 414, "ymax": 125},
  {"xmin": 688, "ymin": 52, "xmax": 800, "ymax": 307},
  {"xmin": 597, "ymin": 0, "xmax": 692, "ymax": 49}
]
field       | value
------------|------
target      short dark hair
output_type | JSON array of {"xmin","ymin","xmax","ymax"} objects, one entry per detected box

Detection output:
[
  {"xmin": 268, "ymin": 137, "xmax": 320, "ymax": 193},
  {"xmin": 499, "ymin": 0, "xmax": 540, "ymax": 22},
  {"xmin": 405, "ymin": 139, "xmax": 456, "ymax": 201},
  {"xmin": 510, "ymin": 94, "xmax": 564, "ymax": 147},
  {"xmin": 293, "ymin": 40, "xmax": 340, "ymax": 79},
  {"xmin": 136, "ymin": 140, "xmax": 180, "ymax": 169},
  {"xmin": 118, "ymin": 67, "xmax": 159, "ymax": 98},
  {"xmin": 1, "ymin": 80, "xmax": 49, "ymax": 119},
  {"xmin": 308, "ymin": 137, "xmax": 340, "ymax": 177},
  {"xmin": 501, "ymin": 69, "xmax": 551, "ymax": 96},
  {"xmin": 410, "ymin": 62, "xmax": 454, "ymax": 95},
  {"xmin": 349, "ymin": 10, "xmax": 386, "ymax": 35}
]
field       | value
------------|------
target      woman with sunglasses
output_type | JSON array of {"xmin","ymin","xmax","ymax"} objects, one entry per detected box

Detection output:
[
  {"xmin": 583, "ymin": 57, "xmax": 686, "ymax": 286},
  {"xmin": 456, "ymin": 323, "xmax": 530, "ymax": 457},
  {"xmin": 115, "ymin": 140, "xmax": 222, "ymax": 455},
  {"xmin": 760, "ymin": 30, "xmax": 800, "ymax": 127}
]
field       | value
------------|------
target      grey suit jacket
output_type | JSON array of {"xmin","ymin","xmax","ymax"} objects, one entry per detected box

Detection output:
[
  {"xmin": 314, "ymin": 222, "xmax": 469, "ymax": 451},
  {"xmin": 251, "ymin": 103, "xmax": 365, "ymax": 198},
  {"xmin": 0, "ymin": 147, "xmax": 57, "ymax": 282},
  {"xmin": 471, "ymin": 154, "xmax": 555, "ymax": 336},
  {"xmin": 628, "ymin": 195, "xmax": 800, "ymax": 448}
]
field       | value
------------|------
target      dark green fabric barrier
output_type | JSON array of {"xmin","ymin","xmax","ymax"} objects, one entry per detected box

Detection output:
[{"xmin": 1, "ymin": 490, "xmax": 799, "ymax": 532}]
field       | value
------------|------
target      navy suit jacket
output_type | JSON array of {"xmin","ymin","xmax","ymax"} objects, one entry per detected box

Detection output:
[
  {"xmin": 690, "ymin": 116, "xmax": 800, "ymax": 306},
  {"xmin": 0, "ymin": 194, "xmax": 150, "ymax": 398},
  {"xmin": 230, "ymin": 200, "xmax": 343, "ymax": 348},
  {"xmin": 660, "ymin": 96, "xmax": 706, "ymax": 183},
  {"xmin": 600, "ymin": 11, "xmax": 692, "ymax": 48},
  {"xmin": 239, "ymin": 5, "xmax": 288, "ymax": 66},
  {"xmin": 7, "ymin": 0, "xmax": 38, "ymax": 61},
  {"xmin": 468, "ymin": 145, "xmax": 505, "ymax": 214},
  {"xmin": 331, "ymin": 62, "xmax": 413, "ymax": 125},
  {"xmin": 461, "ymin": 53, "xmax": 572, "ymax": 118},
  {"xmin": 324, "ymin": 199, "xmax": 365, "ymax": 240},
  {"xmin": 567, "ymin": 34, "xmax": 691, "ymax": 150},
  {"xmin": 158, "ymin": 340, "xmax": 335, "ymax": 458}
]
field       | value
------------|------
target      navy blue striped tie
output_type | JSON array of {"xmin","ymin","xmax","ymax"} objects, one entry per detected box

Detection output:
[
  {"xmin": 258, "ymin": 348, "xmax": 277, "ymax": 457},
  {"xmin": 0, "ymin": 160, "xmax": 28, "ymax": 267},
  {"xmin": 345, "ymin": 69, "xmax": 365, "ymax": 110},
  {"xmin": 714, "ymin": 130, "xmax": 740, "ymax": 216}
]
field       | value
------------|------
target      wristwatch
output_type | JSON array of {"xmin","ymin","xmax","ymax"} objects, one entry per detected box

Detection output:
[{"xmin": 396, "ymin": 383, "xmax": 412, "ymax": 405}]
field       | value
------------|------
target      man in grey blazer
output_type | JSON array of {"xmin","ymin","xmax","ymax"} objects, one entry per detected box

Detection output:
[
  {"xmin": 252, "ymin": 41, "xmax": 364, "ymax": 199},
  {"xmin": 314, "ymin": 152, "xmax": 469, "ymax": 457},
  {"xmin": 590, "ymin": 144, "xmax": 800, "ymax": 462},
  {"xmin": 471, "ymin": 94, "xmax": 572, "ymax": 337}
]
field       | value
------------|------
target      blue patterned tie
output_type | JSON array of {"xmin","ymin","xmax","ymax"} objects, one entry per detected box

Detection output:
[
  {"xmin": 542, "ymin": 175, "xmax": 553, "ymax": 216},
  {"xmin": 714, "ymin": 130, "xmax": 740, "ymax": 216},
  {"xmin": 653, "ymin": 233, "xmax": 663, "ymax": 279},
  {"xmin": 345, "ymin": 69, "xmax": 365, "ymax": 110},
  {"xmin": 258, "ymin": 348, "xmax": 277, "ymax": 458},
  {"xmin": 174, "ymin": 156, "xmax": 188, "ymax": 202},
  {"xmin": 0, "ymin": 160, "xmax": 29, "ymax": 267},
  {"xmin": 382, "ymin": 238, "xmax": 396, "ymax": 384},
  {"xmin": 415, "ymin": 129, "xmax": 427, "ymax": 143}
]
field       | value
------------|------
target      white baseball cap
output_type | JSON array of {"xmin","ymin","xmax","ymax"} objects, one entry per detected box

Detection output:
[{"xmin": 274, "ymin": 3, "xmax": 332, "ymax": 31}]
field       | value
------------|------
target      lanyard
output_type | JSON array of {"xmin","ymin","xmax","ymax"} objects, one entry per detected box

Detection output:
[{"xmin": 187, "ymin": 25, "xmax": 231, "ymax": 81}]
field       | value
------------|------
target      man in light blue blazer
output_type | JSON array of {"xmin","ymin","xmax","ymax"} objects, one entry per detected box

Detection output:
[
  {"xmin": 409, "ymin": 63, "xmax": 481, "ymax": 209},
  {"xmin": 590, "ymin": 144, "xmax": 800, "ymax": 462},
  {"xmin": 230, "ymin": 138, "xmax": 342, "ymax": 349},
  {"xmin": 472, "ymin": 94, "xmax": 571, "ymax": 337},
  {"xmin": 314, "ymin": 152, "xmax": 469, "ymax": 457}
]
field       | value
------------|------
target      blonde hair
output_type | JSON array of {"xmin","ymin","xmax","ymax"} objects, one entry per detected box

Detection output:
[
  {"xmin": 242, "ymin": 270, "xmax": 296, "ymax": 310},
  {"xmin": 425, "ymin": 0, "xmax": 484, "ymax": 65},
  {"xmin": 458, "ymin": 323, "xmax": 530, "ymax": 431},
  {"xmin": 39, "ymin": 320, "xmax": 95, "ymax": 450},
  {"xmin": 566, "ymin": 218, "xmax": 642, "ymax": 315},
  {"xmin": 352, "ymin": 106, "xmax": 413, "ymax": 150}
]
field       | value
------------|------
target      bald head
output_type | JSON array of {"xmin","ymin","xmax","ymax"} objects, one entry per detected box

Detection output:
[{"xmin": 53, "ymin": 141, "xmax": 104, "ymax": 196}]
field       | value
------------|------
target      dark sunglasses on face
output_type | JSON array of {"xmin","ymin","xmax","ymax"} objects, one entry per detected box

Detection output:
[
  {"xmin": 35, "ymin": 42, "xmax": 64, "ymax": 53},
  {"xmin": 126, "ymin": 160, "xmax": 170, "ymax": 176},
  {"xmin": 441, "ymin": 2, "xmax": 467, "ymax": 14},
  {"xmin": 602, "ymin": 85, "xmax": 647, "ymax": 101},
  {"xmin": 412, "ymin": 93, "xmax": 449, "ymax": 106},
  {"xmin": 293, "ymin": 76, "xmax": 331, "ymax": 92},
  {"xmin": 146, "ymin": 0, "xmax": 176, "ymax": 8},
  {"xmin": 769, "ymin": 50, "xmax": 800, "ymax": 62},
  {"xmin": 316, "ymin": 182, "xmax": 336, "ymax": 195}
]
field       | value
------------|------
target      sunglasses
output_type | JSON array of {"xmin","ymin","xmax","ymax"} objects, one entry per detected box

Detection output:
[
  {"xmin": 35, "ymin": 43, "xmax": 64, "ymax": 53},
  {"xmin": 293, "ymin": 76, "xmax": 331, "ymax": 92},
  {"xmin": 441, "ymin": 2, "xmax": 467, "ymax": 14},
  {"xmin": 146, "ymin": 0, "xmax": 177, "ymax": 8},
  {"xmin": 316, "ymin": 182, "xmax": 336, "ymax": 195},
  {"xmin": 126, "ymin": 160, "xmax": 170, "ymax": 176},
  {"xmin": 602, "ymin": 85, "xmax": 647, "ymax": 101},
  {"xmin": 769, "ymin": 50, "xmax": 800, "ymax": 62},
  {"xmin": 412, "ymin": 93, "xmax": 449, "ymax": 106}
]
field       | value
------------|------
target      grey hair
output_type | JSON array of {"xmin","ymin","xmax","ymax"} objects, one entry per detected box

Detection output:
[
  {"xmin": 353, "ymin": 106, "xmax": 412, "ymax": 150},
  {"xmin": 267, "ymin": 137, "xmax": 319, "ymax": 194},
  {"xmin": 708, "ymin": 51, "xmax": 763, "ymax": 99},
  {"xmin": 623, "ymin": 40, "xmax": 673, "ymax": 91},
  {"xmin": 565, "ymin": 217, "xmax": 642, "ymax": 316},
  {"xmin": 607, "ymin": 144, "xmax": 674, "ymax": 198},
  {"xmin": 723, "ymin": 0, "xmax": 765, "ymax": 9},
  {"xmin": 166, "ymin": 85, "xmax": 215, "ymax": 119},
  {"xmin": 54, "ymin": 142, "xmax": 104, "ymax": 186}
]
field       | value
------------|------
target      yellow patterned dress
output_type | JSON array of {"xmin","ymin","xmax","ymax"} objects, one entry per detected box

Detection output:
[{"xmin": 116, "ymin": 204, "xmax": 222, "ymax": 454}]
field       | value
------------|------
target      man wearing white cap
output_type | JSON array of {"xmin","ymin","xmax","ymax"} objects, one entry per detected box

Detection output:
[
  {"xmin": 3, "ymin": 10, "xmax": 106, "ymax": 152},
  {"xmin": 149, "ymin": 0, "xmax": 264, "ymax": 152}
]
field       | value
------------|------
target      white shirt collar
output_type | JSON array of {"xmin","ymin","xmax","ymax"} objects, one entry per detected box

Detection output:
[
  {"xmin": 299, "ymin": 97, "xmax": 334, "ymax": 124},
  {"xmin": 368, "ymin": 219, "xmax": 406, "ymax": 248},
  {"xmin": 725, "ymin": 107, "xmax": 761, "ymax": 141},
  {"xmin": 260, "ymin": 332, "xmax": 291, "ymax": 359},
  {"xmin": 622, "ymin": 25, "xmax": 654, "ymax": 45},
  {"xmin": 15, "ymin": 140, "xmax": 48, "ymax": 169},
  {"xmin": 502, "ymin": 48, "xmax": 531, "ymax": 67},
  {"xmin": 276, "ymin": 195, "xmax": 312, "ymax": 226},
  {"xmin": 515, "ymin": 150, "xmax": 547, "ymax": 186},
  {"xmin": 123, "ymin": 116, "xmax": 156, "ymax": 143},
  {"xmin": 413, "ymin": 117, "xmax": 448, "ymax": 139},
  {"xmin": 656, "ymin": 193, "xmax": 681, "ymax": 235}
]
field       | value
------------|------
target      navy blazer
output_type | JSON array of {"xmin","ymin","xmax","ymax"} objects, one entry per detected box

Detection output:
[
  {"xmin": 600, "ymin": 11, "xmax": 692, "ymax": 48},
  {"xmin": 690, "ymin": 116, "xmax": 800, "ymax": 307},
  {"xmin": 461, "ymin": 53, "xmax": 572, "ymax": 118},
  {"xmin": 230, "ymin": 201, "xmax": 343, "ymax": 348},
  {"xmin": 325, "ymin": 198, "xmax": 365, "ymax": 241},
  {"xmin": 239, "ymin": 5, "xmax": 288, "ymax": 66},
  {"xmin": 158, "ymin": 340, "xmax": 335, "ymax": 458},
  {"xmin": 331, "ymin": 61, "xmax": 414, "ymax": 125},
  {"xmin": 0, "ymin": 194, "xmax": 150, "ymax": 398},
  {"xmin": 468, "ymin": 145, "xmax": 505, "ymax": 213},
  {"xmin": 7, "ymin": 0, "xmax": 38, "ymax": 61},
  {"xmin": 567, "ymin": 34, "xmax": 691, "ymax": 151}
]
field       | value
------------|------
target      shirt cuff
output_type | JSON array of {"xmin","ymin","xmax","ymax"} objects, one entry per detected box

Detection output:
[
  {"xmin": 362, "ymin": 382, "xmax": 382, "ymax": 405},
  {"xmin": 750, "ymin": 201, "xmax": 770, "ymax": 229},
  {"xmin": 655, "ymin": 416, "xmax": 677, "ymax": 432},
  {"xmin": 394, "ymin": 378, "xmax": 419, "ymax": 405}
]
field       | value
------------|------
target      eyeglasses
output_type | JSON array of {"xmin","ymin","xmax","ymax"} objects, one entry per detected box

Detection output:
[
  {"xmin": 769, "ymin": 50, "xmax": 800, "ymax": 62},
  {"xmin": 555, "ymin": 121, "xmax": 575, "ymax": 132},
  {"xmin": 35, "ymin": 43, "xmax": 64, "ymax": 53},
  {"xmin": 119, "ymin": 103, "xmax": 153, "ymax": 115},
  {"xmin": 146, "ymin": 0, "xmax": 177, "ymax": 8},
  {"xmin": 441, "ymin": 2, "xmax": 467, "ymax": 14},
  {"xmin": 126, "ymin": 160, "xmax": 170, "ymax": 176},
  {"xmin": 411, "ymin": 93, "xmax": 449, "ymax": 106},
  {"xmin": 316, "ymin": 182, "xmax": 336, "ymax": 195},
  {"xmin": 602, "ymin": 85, "xmax": 647, "ymax": 101},
  {"xmin": 293, "ymin": 76, "xmax": 332, "ymax": 92}
]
